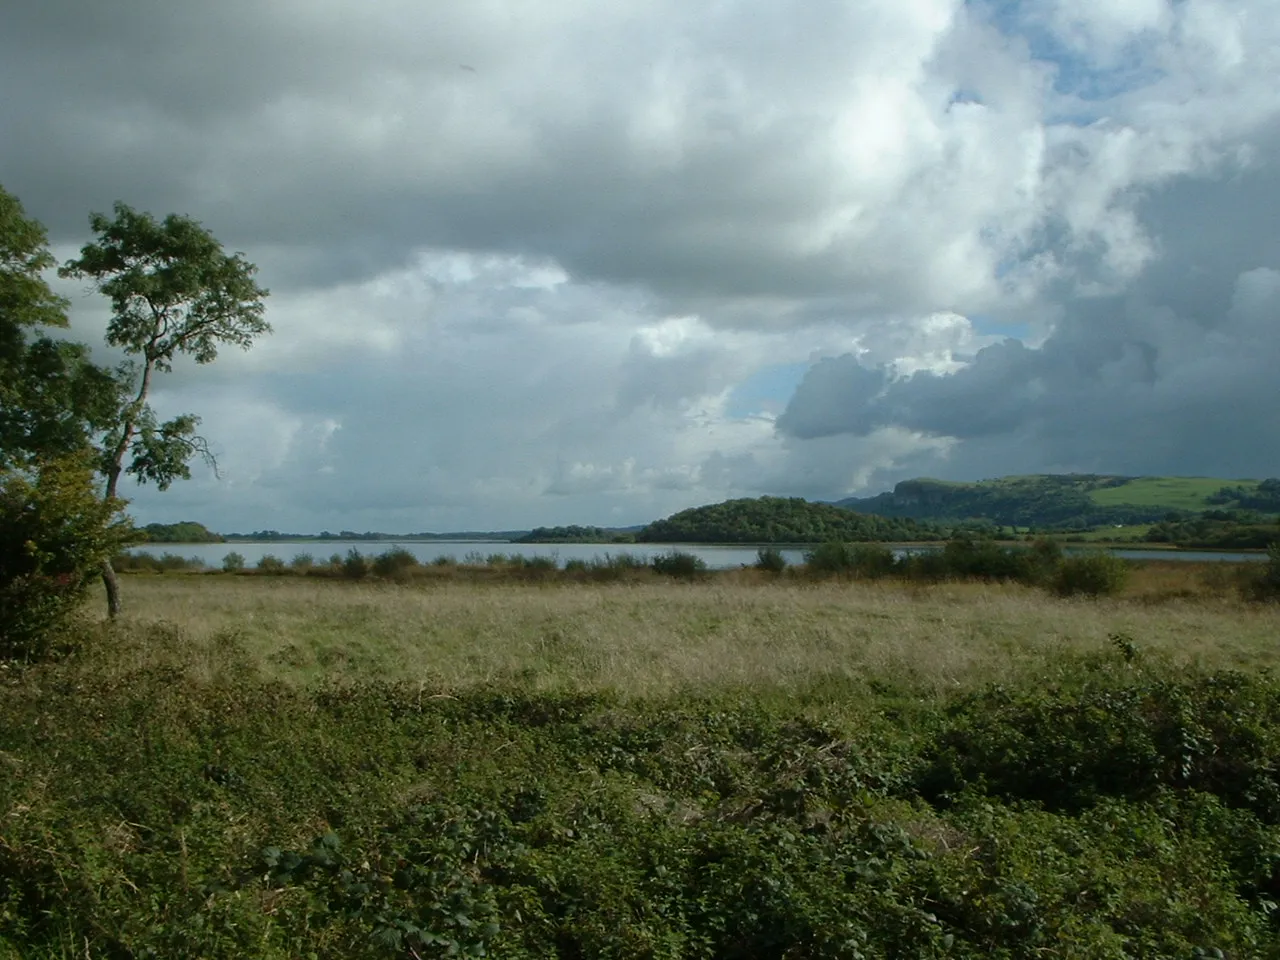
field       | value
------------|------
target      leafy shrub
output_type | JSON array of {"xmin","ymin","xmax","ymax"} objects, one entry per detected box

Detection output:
[
  {"xmin": 898, "ymin": 548, "xmax": 950, "ymax": 582},
  {"xmin": 920, "ymin": 666, "xmax": 1280, "ymax": 821},
  {"xmin": 651, "ymin": 550, "xmax": 707, "ymax": 579},
  {"xmin": 755, "ymin": 546, "xmax": 788, "ymax": 574},
  {"xmin": 341, "ymin": 548, "xmax": 369, "ymax": 579},
  {"xmin": 804, "ymin": 542, "xmax": 897, "ymax": 578},
  {"xmin": 257, "ymin": 554, "xmax": 286, "ymax": 575},
  {"xmin": 0, "ymin": 456, "xmax": 129, "ymax": 660},
  {"xmin": 804, "ymin": 541, "xmax": 856, "ymax": 575},
  {"xmin": 220, "ymin": 550, "xmax": 246, "ymax": 573},
  {"xmin": 1242, "ymin": 542, "xmax": 1280, "ymax": 602},
  {"xmin": 290, "ymin": 552, "xmax": 315, "ymax": 571},
  {"xmin": 157, "ymin": 552, "xmax": 202, "ymax": 572},
  {"xmin": 938, "ymin": 537, "xmax": 1030, "ymax": 582},
  {"xmin": 372, "ymin": 547, "xmax": 418, "ymax": 580},
  {"xmin": 119, "ymin": 551, "xmax": 203, "ymax": 574},
  {"xmin": 1052, "ymin": 552, "xmax": 1129, "ymax": 597},
  {"xmin": 565, "ymin": 553, "xmax": 649, "ymax": 582},
  {"xmin": 113, "ymin": 550, "xmax": 159, "ymax": 573},
  {"xmin": 431, "ymin": 554, "xmax": 456, "ymax": 567}
]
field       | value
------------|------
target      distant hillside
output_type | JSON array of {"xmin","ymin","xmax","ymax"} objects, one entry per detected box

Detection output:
[
  {"xmin": 636, "ymin": 496, "xmax": 939, "ymax": 544},
  {"xmin": 837, "ymin": 475, "xmax": 1277, "ymax": 530}
]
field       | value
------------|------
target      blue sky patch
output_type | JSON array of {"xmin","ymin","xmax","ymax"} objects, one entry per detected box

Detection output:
[{"xmin": 726, "ymin": 362, "xmax": 812, "ymax": 418}]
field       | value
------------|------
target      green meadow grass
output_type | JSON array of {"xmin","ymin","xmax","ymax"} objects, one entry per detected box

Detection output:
[
  {"xmin": 1089, "ymin": 476, "xmax": 1253, "ymax": 510},
  {"xmin": 3, "ymin": 573, "xmax": 1280, "ymax": 958}
]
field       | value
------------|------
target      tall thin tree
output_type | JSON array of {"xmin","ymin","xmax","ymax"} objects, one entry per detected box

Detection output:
[{"xmin": 62, "ymin": 203, "xmax": 270, "ymax": 617}]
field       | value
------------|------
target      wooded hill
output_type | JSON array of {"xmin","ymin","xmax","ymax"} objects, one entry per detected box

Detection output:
[
  {"xmin": 836, "ymin": 475, "xmax": 1280, "ymax": 530},
  {"xmin": 636, "ymin": 496, "xmax": 939, "ymax": 544}
]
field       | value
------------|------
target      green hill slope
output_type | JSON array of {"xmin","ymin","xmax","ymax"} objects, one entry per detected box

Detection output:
[
  {"xmin": 636, "ymin": 496, "xmax": 939, "ymax": 544},
  {"xmin": 837, "ymin": 475, "xmax": 1276, "ymax": 530}
]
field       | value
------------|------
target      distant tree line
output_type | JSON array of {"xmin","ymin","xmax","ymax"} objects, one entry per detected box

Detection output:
[
  {"xmin": 637, "ymin": 496, "xmax": 941, "ymax": 544},
  {"xmin": 1144, "ymin": 516, "xmax": 1280, "ymax": 550},
  {"xmin": 516, "ymin": 525, "xmax": 635, "ymax": 544},
  {"xmin": 135, "ymin": 521, "xmax": 224, "ymax": 543},
  {"xmin": 1208, "ymin": 479, "xmax": 1280, "ymax": 512}
]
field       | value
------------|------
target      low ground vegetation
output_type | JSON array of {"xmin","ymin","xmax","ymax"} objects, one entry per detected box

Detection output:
[{"xmin": 3, "ymin": 577, "xmax": 1280, "ymax": 957}]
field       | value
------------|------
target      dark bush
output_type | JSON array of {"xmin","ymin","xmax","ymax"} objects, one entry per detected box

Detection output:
[
  {"xmin": 651, "ymin": 550, "xmax": 708, "ymax": 579},
  {"xmin": 256, "ymin": 554, "xmax": 286, "ymax": 575},
  {"xmin": 341, "ymin": 548, "xmax": 369, "ymax": 579},
  {"xmin": 939, "ymin": 537, "xmax": 1030, "ymax": 581},
  {"xmin": 921, "ymin": 667, "xmax": 1280, "ymax": 821},
  {"xmin": 1242, "ymin": 543, "xmax": 1280, "ymax": 602},
  {"xmin": 755, "ymin": 546, "xmax": 787, "ymax": 574},
  {"xmin": 371, "ymin": 547, "xmax": 417, "ymax": 580},
  {"xmin": 1052, "ymin": 552, "xmax": 1129, "ymax": 597},
  {"xmin": 804, "ymin": 542, "xmax": 898, "ymax": 579},
  {"xmin": 0, "ymin": 457, "xmax": 129, "ymax": 660}
]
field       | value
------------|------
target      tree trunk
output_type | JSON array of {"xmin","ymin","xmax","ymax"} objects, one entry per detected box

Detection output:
[
  {"xmin": 101, "ymin": 559, "xmax": 122, "ymax": 619},
  {"xmin": 98, "ymin": 357, "xmax": 153, "ymax": 620}
]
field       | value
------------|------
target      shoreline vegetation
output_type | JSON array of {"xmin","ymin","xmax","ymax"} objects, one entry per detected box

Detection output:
[{"xmin": 110, "ymin": 540, "xmax": 1280, "ymax": 605}]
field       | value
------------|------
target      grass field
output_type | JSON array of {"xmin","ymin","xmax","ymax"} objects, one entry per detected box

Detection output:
[
  {"xmin": 1089, "ymin": 475, "xmax": 1251, "ymax": 510},
  {"xmin": 5, "ymin": 570, "xmax": 1280, "ymax": 958},
  {"xmin": 105, "ymin": 571, "xmax": 1280, "ymax": 694}
]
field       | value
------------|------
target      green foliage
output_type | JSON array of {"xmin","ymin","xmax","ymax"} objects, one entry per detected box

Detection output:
[
  {"xmin": 136, "ymin": 520, "xmax": 224, "ymax": 543},
  {"xmin": 639, "ymin": 495, "xmax": 937, "ymax": 544},
  {"xmin": 1242, "ymin": 543, "xmax": 1280, "ymax": 603},
  {"xmin": 921, "ymin": 664, "xmax": 1280, "ymax": 826},
  {"xmin": 516, "ymin": 525, "xmax": 634, "ymax": 543},
  {"xmin": 257, "ymin": 554, "xmax": 286, "ymax": 575},
  {"xmin": 1145, "ymin": 515, "xmax": 1279, "ymax": 549},
  {"xmin": 113, "ymin": 551, "xmax": 204, "ymax": 573},
  {"xmin": 0, "ymin": 186, "xmax": 118, "ymax": 470},
  {"xmin": 651, "ymin": 549, "xmax": 708, "ymax": 579},
  {"xmin": 805, "ymin": 541, "xmax": 897, "ymax": 578},
  {"xmin": 60, "ymin": 202, "xmax": 270, "ymax": 370},
  {"xmin": 839, "ymin": 474, "xmax": 1267, "ymax": 530},
  {"xmin": 290, "ymin": 553, "xmax": 315, "ymax": 571},
  {"xmin": 0, "ymin": 457, "xmax": 129, "ymax": 659},
  {"xmin": 221, "ymin": 551, "xmax": 246, "ymax": 573},
  {"xmin": 800, "ymin": 536, "xmax": 1127, "ymax": 597},
  {"xmin": 6, "ymin": 631, "xmax": 1280, "ymax": 957},
  {"xmin": 1210, "ymin": 478, "xmax": 1280, "ymax": 512},
  {"xmin": 342, "ymin": 549, "xmax": 370, "ymax": 580},
  {"xmin": 56, "ymin": 201, "xmax": 270, "ymax": 619},
  {"xmin": 1052, "ymin": 552, "xmax": 1130, "ymax": 597},
  {"xmin": 371, "ymin": 548, "xmax": 418, "ymax": 580},
  {"xmin": 563, "ymin": 553, "xmax": 649, "ymax": 582},
  {"xmin": 755, "ymin": 546, "xmax": 788, "ymax": 573}
]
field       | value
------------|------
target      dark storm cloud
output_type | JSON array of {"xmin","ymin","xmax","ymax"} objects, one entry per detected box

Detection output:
[{"xmin": 777, "ymin": 136, "xmax": 1280, "ymax": 480}]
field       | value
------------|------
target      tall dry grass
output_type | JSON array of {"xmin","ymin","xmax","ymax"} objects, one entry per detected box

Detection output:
[{"xmin": 100, "ymin": 573, "xmax": 1279, "ymax": 697}]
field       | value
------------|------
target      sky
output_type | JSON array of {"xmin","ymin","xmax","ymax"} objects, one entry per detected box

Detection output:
[{"xmin": 2, "ymin": 0, "xmax": 1278, "ymax": 533}]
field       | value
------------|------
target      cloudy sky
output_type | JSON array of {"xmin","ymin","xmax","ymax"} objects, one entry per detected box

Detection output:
[{"xmin": 3, "ymin": 0, "xmax": 1278, "ymax": 533}]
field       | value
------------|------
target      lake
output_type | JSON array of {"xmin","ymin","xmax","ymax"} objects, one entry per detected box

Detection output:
[{"xmin": 127, "ymin": 541, "xmax": 1266, "ymax": 570}]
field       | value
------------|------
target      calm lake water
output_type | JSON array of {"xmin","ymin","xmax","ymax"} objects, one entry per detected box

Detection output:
[{"xmin": 127, "ymin": 541, "xmax": 1265, "ymax": 570}]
